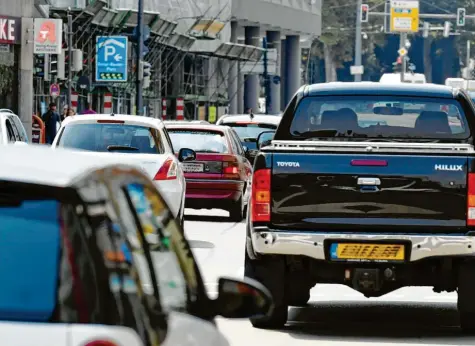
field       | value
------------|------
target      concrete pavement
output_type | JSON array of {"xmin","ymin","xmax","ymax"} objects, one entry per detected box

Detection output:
[{"xmin": 183, "ymin": 208, "xmax": 475, "ymax": 346}]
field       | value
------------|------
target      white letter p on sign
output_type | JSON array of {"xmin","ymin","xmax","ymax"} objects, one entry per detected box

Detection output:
[{"xmin": 104, "ymin": 46, "xmax": 115, "ymax": 61}]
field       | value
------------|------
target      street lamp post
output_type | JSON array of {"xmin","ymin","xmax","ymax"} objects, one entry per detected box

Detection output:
[{"xmin": 136, "ymin": 0, "xmax": 144, "ymax": 115}]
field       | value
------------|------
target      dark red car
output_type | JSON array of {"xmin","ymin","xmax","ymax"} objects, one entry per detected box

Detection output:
[{"xmin": 166, "ymin": 124, "xmax": 253, "ymax": 221}]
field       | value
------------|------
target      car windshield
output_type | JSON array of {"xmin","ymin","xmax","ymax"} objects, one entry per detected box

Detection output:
[
  {"xmin": 289, "ymin": 96, "xmax": 470, "ymax": 140},
  {"xmin": 57, "ymin": 123, "xmax": 163, "ymax": 153},
  {"xmin": 168, "ymin": 129, "xmax": 229, "ymax": 153},
  {"xmin": 223, "ymin": 122, "xmax": 277, "ymax": 141}
]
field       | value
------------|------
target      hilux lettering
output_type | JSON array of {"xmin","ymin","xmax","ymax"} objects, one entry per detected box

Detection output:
[
  {"xmin": 434, "ymin": 164, "xmax": 463, "ymax": 171},
  {"xmin": 277, "ymin": 161, "xmax": 300, "ymax": 167}
]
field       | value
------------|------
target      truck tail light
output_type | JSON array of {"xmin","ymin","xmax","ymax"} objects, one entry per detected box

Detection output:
[
  {"xmin": 251, "ymin": 168, "xmax": 271, "ymax": 222},
  {"xmin": 154, "ymin": 158, "xmax": 177, "ymax": 180},
  {"xmin": 468, "ymin": 173, "xmax": 475, "ymax": 226}
]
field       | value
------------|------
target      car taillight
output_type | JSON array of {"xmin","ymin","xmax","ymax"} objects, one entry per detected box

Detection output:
[
  {"xmin": 83, "ymin": 341, "xmax": 118, "ymax": 346},
  {"xmin": 223, "ymin": 161, "xmax": 239, "ymax": 178},
  {"xmin": 154, "ymin": 158, "xmax": 177, "ymax": 180},
  {"xmin": 251, "ymin": 168, "xmax": 271, "ymax": 222},
  {"xmin": 468, "ymin": 173, "xmax": 475, "ymax": 226}
]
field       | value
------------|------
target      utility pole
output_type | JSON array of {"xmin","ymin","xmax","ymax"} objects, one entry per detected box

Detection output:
[
  {"xmin": 399, "ymin": 33, "xmax": 406, "ymax": 82},
  {"xmin": 67, "ymin": 13, "xmax": 72, "ymax": 109},
  {"xmin": 354, "ymin": 0, "xmax": 363, "ymax": 82},
  {"xmin": 263, "ymin": 37, "xmax": 270, "ymax": 114},
  {"xmin": 467, "ymin": 40, "xmax": 471, "ymax": 70},
  {"xmin": 136, "ymin": 0, "xmax": 144, "ymax": 115}
]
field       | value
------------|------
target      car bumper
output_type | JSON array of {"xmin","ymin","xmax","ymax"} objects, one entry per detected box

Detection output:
[
  {"xmin": 153, "ymin": 179, "xmax": 183, "ymax": 218},
  {"xmin": 250, "ymin": 228, "xmax": 475, "ymax": 262},
  {"xmin": 185, "ymin": 178, "xmax": 244, "ymax": 208}
]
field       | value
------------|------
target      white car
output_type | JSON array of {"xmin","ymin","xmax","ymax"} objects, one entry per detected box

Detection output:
[
  {"xmin": 51, "ymin": 114, "xmax": 192, "ymax": 225},
  {"xmin": 0, "ymin": 109, "xmax": 29, "ymax": 144}
]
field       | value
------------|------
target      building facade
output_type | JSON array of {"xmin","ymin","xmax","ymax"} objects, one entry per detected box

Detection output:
[{"xmin": 39, "ymin": 0, "xmax": 321, "ymax": 120}]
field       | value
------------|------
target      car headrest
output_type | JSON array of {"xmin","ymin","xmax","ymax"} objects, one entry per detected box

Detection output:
[
  {"xmin": 415, "ymin": 111, "xmax": 451, "ymax": 134},
  {"xmin": 321, "ymin": 108, "xmax": 358, "ymax": 129}
]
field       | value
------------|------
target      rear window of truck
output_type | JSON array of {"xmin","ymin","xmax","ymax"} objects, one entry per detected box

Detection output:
[{"xmin": 289, "ymin": 96, "xmax": 470, "ymax": 140}]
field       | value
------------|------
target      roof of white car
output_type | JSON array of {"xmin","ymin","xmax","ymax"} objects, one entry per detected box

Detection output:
[
  {"xmin": 61, "ymin": 114, "xmax": 164, "ymax": 128},
  {"xmin": 217, "ymin": 114, "xmax": 282, "ymax": 125},
  {"xmin": 0, "ymin": 144, "xmax": 139, "ymax": 188}
]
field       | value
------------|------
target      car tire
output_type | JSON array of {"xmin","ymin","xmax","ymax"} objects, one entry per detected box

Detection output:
[
  {"xmin": 458, "ymin": 261, "xmax": 475, "ymax": 333},
  {"xmin": 245, "ymin": 248, "xmax": 288, "ymax": 329},
  {"xmin": 229, "ymin": 194, "xmax": 244, "ymax": 222},
  {"xmin": 287, "ymin": 282, "xmax": 311, "ymax": 306}
]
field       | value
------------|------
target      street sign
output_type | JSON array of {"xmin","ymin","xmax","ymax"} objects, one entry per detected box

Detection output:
[
  {"xmin": 95, "ymin": 36, "xmax": 128, "ymax": 82},
  {"xmin": 49, "ymin": 83, "xmax": 60, "ymax": 97},
  {"xmin": 390, "ymin": 0, "xmax": 419, "ymax": 33},
  {"xmin": 398, "ymin": 47, "xmax": 407, "ymax": 56},
  {"xmin": 350, "ymin": 65, "xmax": 364, "ymax": 75},
  {"xmin": 34, "ymin": 18, "xmax": 63, "ymax": 54},
  {"xmin": 273, "ymin": 76, "xmax": 281, "ymax": 84}
]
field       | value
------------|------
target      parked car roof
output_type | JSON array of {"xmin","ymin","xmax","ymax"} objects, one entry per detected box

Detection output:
[
  {"xmin": 217, "ymin": 113, "xmax": 282, "ymax": 125},
  {"xmin": 62, "ymin": 114, "xmax": 166, "ymax": 128}
]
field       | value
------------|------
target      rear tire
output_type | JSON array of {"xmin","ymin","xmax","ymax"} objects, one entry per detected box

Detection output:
[
  {"xmin": 245, "ymin": 249, "xmax": 288, "ymax": 329},
  {"xmin": 229, "ymin": 194, "xmax": 244, "ymax": 222},
  {"xmin": 458, "ymin": 261, "xmax": 475, "ymax": 333}
]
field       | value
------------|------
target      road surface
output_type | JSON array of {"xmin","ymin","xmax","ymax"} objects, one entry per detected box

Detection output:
[{"xmin": 183, "ymin": 208, "xmax": 475, "ymax": 346}]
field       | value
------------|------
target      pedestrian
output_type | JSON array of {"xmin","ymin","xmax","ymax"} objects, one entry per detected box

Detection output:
[
  {"xmin": 42, "ymin": 102, "xmax": 61, "ymax": 144},
  {"xmin": 67, "ymin": 108, "xmax": 76, "ymax": 117},
  {"xmin": 81, "ymin": 102, "xmax": 97, "ymax": 114},
  {"xmin": 61, "ymin": 105, "xmax": 68, "ymax": 121}
]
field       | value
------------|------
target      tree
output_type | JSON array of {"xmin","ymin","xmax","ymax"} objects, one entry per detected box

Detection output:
[{"xmin": 314, "ymin": 0, "xmax": 384, "ymax": 81}]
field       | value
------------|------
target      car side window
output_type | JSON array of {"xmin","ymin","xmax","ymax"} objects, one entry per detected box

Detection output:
[
  {"xmin": 122, "ymin": 183, "xmax": 189, "ymax": 313},
  {"xmin": 5, "ymin": 120, "xmax": 16, "ymax": 142},
  {"xmin": 11, "ymin": 116, "xmax": 27, "ymax": 142},
  {"xmin": 230, "ymin": 130, "xmax": 244, "ymax": 155},
  {"xmin": 162, "ymin": 128, "xmax": 175, "ymax": 153},
  {"xmin": 76, "ymin": 180, "xmax": 166, "ymax": 344},
  {"xmin": 226, "ymin": 131, "xmax": 239, "ymax": 154}
]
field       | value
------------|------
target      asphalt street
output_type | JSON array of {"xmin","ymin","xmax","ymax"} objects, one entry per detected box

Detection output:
[{"xmin": 183, "ymin": 208, "xmax": 475, "ymax": 346}]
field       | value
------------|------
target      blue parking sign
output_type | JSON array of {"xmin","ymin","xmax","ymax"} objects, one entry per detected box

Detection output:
[{"xmin": 95, "ymin": 36, "xmax": 128, "ymax": 82}]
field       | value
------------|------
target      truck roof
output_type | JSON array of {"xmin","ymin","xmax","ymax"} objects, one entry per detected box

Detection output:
[{"xmin": 305, "ymin": 82, "xmax": 456, "ymax": 99}]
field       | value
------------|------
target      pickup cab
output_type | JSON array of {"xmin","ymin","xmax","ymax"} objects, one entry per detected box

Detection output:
[{"xmin": 245, "ymin": 82, "xmax": 475, "ymax": 332}]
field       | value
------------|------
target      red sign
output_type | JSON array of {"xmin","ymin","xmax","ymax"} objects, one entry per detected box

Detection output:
[{"xmin": 0, "ymin": 17, "xmax": 20, "ymax": 44}]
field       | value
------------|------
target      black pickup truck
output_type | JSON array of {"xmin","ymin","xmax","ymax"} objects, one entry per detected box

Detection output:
[{"xmin": 245, "ymin": 82, "xmax": 475, "ymax": 331}]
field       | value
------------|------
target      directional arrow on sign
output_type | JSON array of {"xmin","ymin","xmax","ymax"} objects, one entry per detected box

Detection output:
[{"xmin": 114, "ymin": 54, "xmax": 123, "ymax": 62}]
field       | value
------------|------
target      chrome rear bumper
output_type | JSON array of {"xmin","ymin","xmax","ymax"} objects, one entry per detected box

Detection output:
[{"xmin": 251, "ymin": 229, "xmax": 475, "ymax": 262}]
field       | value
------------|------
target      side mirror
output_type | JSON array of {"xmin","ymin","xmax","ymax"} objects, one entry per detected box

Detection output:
[
  {"xmin": 178, "ymin": 148, "xmax": 196, "ymax": 162},
  {"xmin": 256, "ymin": 131, "xmax": 275, "ymax": 150},
  {"xmin": 214, "ymin": 277, "xmax": 273, "ymax": 319}
]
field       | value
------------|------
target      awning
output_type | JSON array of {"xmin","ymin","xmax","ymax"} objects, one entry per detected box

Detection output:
[
  {"xmin": 189, "ymin": 19, "xmax": 225, "ymax": 40},
  {"xmin": 213, "ymin": 42, "xmax": 264, "ymax": 62},
  {"xmin": 161, "ymin": 33, "xmax": 195, "ymax": 51},
  {"xmin": 150, "ymin": 17, "xmax": 177, "ymax": 37}
]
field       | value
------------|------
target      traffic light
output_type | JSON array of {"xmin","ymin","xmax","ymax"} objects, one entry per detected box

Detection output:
[
  {"xmin": 50, "ymin": 55, "xmax": 57, "ymax": 75},
  {"xmin": 360, "ymin": 4, "xmax": 369, "ymax": 23},
  {"xmin": 457, "ymin": 8, "xmax": 466, "ymax": 26},
  {"xmin": 34, "ymin": 54, "xmax": 45, "ymax": 78},
  {"xmin": 443, "ymin": 21, "xmax": 451, "ymax": 37},
  {"xmin": 142, "ymin": 61, "xmax": 151, "ymax": 89}
]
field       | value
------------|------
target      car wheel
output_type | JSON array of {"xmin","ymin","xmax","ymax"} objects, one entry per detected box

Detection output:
[
  {"xmin": 458, "ymin": 261, "xmax": 475, "ymax": 333},
  {"xmin": 229, "ymin": 194, "xmax": 244, "ymax": 222},
  {"xmin": 245, "ymin": 248, "xmax": 288, "ymax": 329}
]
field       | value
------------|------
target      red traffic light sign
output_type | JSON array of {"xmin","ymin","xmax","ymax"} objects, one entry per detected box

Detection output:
[{"xmin": 361, "ymin": 4, "xmax": 369, "ymax": 22}]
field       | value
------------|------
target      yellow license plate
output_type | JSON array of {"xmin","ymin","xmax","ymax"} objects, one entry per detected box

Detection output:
[{"xmin": 329, "ymin": 243, "xmax": 405, "ymax": 261}]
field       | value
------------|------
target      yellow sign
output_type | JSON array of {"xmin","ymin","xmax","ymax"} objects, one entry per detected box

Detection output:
[
  {"xmin": 208, "ymin": 106, "xmax": 216, "ymax": 123},
  {"xmin": 331, "ymin": 243, "xmax": 405, "ymax": 261},
  {"xmin": 390, "ymin": 0, "xmax": 419, "ymax": 33},
  {"xmin": 398, "ymin": 47, "xmax": 407, "ymax": 56}
]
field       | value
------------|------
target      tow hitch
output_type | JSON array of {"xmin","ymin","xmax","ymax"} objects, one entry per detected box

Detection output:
[{"xmin": 352, "ymin": 268, "xmax": 382, "ymax": 293}]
